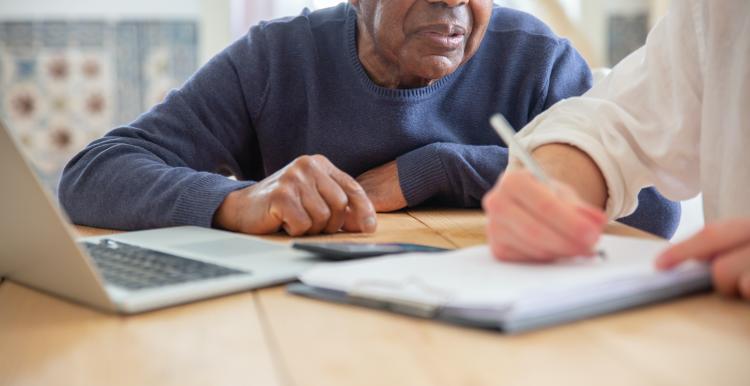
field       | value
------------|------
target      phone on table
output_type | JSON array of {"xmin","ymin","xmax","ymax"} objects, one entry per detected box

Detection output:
[{"xmin": 291, "ymin": 241, "xmax": 449, "ymax": 260}]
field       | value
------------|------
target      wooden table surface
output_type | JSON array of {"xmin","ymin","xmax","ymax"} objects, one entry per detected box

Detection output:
[{"xmin": 1, "ymin": 209, "xmax": 748, "ymax": 386}]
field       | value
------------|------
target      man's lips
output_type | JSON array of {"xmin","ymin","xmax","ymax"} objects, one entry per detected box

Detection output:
[{"xmin": 416, "ymin": 24, "xmax": 467, "ymax": 50}]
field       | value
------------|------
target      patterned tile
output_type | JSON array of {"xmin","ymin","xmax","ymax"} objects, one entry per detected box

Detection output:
[{"xmin": 0, "ymin": 20, "xmax": 198, "ymax": 192}]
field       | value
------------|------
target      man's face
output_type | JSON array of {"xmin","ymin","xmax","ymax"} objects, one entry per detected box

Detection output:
[{"xmin": 352, "ymin": 0, "xmax": 493, "ymax": 85}]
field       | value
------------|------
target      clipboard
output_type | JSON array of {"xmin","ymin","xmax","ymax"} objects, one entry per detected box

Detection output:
[{"xmin": 288, "ymin": 236, "xmax": 712, "ymax": 333}]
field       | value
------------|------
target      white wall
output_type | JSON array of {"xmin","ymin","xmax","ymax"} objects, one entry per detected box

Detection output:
[
  {"xmin": 200, "ymin": 0, "xmax": 232, "ymax": 63},
  {"xmin": 0, "ymin": 0, "xmax": 200, "ymax": 20},
  {"xmin": 231, "ymin": 0, "xmax": 314, "ymax": 38},
  {"xmin": 0, "ymin": 0, "xmax": 231, "ymax": 65}
]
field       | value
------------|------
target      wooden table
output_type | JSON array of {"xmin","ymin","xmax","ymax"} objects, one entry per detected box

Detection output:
[{"xmin": 1, "ymin": 209, "xmax": 748, "ymax": 386}]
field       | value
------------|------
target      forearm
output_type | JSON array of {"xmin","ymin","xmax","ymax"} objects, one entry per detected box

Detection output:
[
  {"xmin": 59, "ymin": 39, "xmax": 268, "ymax": 229},
  {"xmin": 530, "ymin": 143, "xmax": 608, "ymax": 210},
  {"xmin": 59, "ymin": 138, "xmax": 253, "ymax": 230}
]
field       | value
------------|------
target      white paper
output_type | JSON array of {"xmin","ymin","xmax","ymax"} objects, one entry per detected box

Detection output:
[{"xmin": 299, "ymin": 235, "xmax": 708, "ymax": 311}]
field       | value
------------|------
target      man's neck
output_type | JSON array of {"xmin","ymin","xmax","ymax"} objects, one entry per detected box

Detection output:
[{"xmin": 355, "ymin": 22, "xmax": 433, "ymax": 89}]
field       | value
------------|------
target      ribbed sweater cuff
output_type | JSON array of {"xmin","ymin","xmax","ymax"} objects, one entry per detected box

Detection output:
[
  {"xmin": 397, "ymin": 145, "xmax": 449, "ymax": 207},
  {"xmin": 171, "ymin": 173, "xmax": 255, "ymax": 228}
]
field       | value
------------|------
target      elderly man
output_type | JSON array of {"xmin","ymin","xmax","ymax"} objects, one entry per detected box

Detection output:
[{"xmin": 59, "ymin": 0, "xmax": 678, "ymax": 237}]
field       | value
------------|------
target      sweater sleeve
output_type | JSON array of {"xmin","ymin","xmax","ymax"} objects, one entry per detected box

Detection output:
[{"xmin": 58, "ymin": 29, "xmax": 269, "ymax": 230}]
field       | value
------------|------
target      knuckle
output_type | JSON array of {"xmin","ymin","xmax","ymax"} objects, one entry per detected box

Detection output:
[
  {"xmin": 329, "ymin": 194, "xmax": 349, "ymax": 211},
  {"xmin": 311, "ymin": 154, "xmax": 329, "ymax": 165},
  {"xmin": 295, "ymin": 155, "xmax": 317, "ymax": 170},
  {"xmin": 346, "ymin": 180, "xmax": 366, "ymax": 195},
  {"xmin": 312, "ymin": 205, "xmax": 332, "ymax": 221},
  {"xmin": 270, "ymin": 186, "xmax": 295, "ymax": 203},
  {"xmin": 279, "ymin": 170, "xmax": 303, "ymax": 185}
]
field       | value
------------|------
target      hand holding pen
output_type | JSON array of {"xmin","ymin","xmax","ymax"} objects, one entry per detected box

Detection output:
[{"xmin": 482, "ymin": 114, "xmax": 608, "ymax": 262}]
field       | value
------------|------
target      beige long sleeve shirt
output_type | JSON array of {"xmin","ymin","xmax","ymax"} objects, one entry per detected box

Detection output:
[{"xmin": 516, "ymin": 0, "xmax": 750, "ymax": 222}]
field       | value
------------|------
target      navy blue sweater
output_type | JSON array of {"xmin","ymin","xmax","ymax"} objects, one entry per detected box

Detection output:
[{"xmin": 59, "ymin": 4, "xmax": 680, "ymax": 237}]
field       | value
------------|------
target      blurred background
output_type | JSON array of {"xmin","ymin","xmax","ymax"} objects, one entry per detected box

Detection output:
[{"xmin": 2, "ymin": 0, "xmax": 699, "ymax": 238}]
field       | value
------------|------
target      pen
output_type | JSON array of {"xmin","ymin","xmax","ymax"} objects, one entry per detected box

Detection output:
[
  {"xmin": 489, "ymin": 114, "xmax": 607, "ymax": 261},
  {"xmin": 489, "ymin": 114, "xmax": 550, "ymax": 184}
]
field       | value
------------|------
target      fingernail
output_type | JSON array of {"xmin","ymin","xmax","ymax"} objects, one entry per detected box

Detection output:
[{"xmin": 364, "ymin": 216, "xmax": 376, "ymax": 231}]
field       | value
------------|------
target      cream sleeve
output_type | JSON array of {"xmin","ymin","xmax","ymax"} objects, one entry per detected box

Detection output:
[{"xmin": 514, "ymin": 0, "xmax": 706, "ymax": 219}]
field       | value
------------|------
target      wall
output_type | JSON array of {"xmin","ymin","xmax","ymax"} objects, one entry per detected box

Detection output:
[
  {"xmin": 0, "ymin": 0, "xmax": 200, "ymax": 19},
  {"xmin": 0, "ymin": 0, "xmax": 231, "ymax": 65},
  {"xmin": 231, "ymin": 0, "xmax": 312, "ymax": 37},
  {"xmin": 0, "ymin": 0, "xmax": 210, "ymax": 190}
]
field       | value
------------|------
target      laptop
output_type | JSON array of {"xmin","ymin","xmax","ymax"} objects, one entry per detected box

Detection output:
[{"xmin": 0, "ymin": 120, "xmax": 318, "ymax": 313}]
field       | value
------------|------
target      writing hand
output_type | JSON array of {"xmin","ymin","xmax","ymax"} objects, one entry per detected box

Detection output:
[{"xmin": 482, "ymin": 170, "xmax": 607, "ymax": 262}]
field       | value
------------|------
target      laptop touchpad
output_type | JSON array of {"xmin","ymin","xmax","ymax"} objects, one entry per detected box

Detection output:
[{"xmin": 174, "ymin": 238, "xmax": 286, "ymax": 258}]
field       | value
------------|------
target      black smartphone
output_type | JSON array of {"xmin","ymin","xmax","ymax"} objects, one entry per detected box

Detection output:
[{"xmin": 291, "ymin": 241, "xmax": 449, "ymax": 260}]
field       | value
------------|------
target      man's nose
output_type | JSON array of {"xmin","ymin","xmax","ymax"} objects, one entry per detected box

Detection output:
[{"xmin": 427, "ymin": 0, "xmax": 469, "ymax": 7}]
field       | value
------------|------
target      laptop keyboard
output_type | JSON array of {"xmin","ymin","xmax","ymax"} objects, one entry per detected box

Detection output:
[{"xmin": 83, "ymin": 239, "xmax": 248, "ymax": 291}]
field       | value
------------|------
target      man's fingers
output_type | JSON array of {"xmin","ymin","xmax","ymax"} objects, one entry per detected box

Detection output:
[
  {"xmin": 298, "ymin": 186, "xmax": 331, "ymax": 235},
  {"xmin": 330, "ymin": 169, "xmax": 377, "ymax": 233},
  {"xmin": 656, "ymin": 219, "xmax": 750, "ymax": 269},
  {"xmin": 315, "ymin": 174, "xmax": 350, "ymax": 234},
  {"xmin": 271, "ymin": 187, "xmax": 312, "ymax": 236}
]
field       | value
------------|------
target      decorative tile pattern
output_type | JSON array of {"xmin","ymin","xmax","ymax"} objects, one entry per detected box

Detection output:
[{"xmin": 0, "ymin": 21, "xmax": 197, "ymax": 192}]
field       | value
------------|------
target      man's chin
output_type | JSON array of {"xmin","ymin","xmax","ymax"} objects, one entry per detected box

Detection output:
[{"xmin": 407, "ymin": 55, "xmax": 462, "ymax": 83}]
